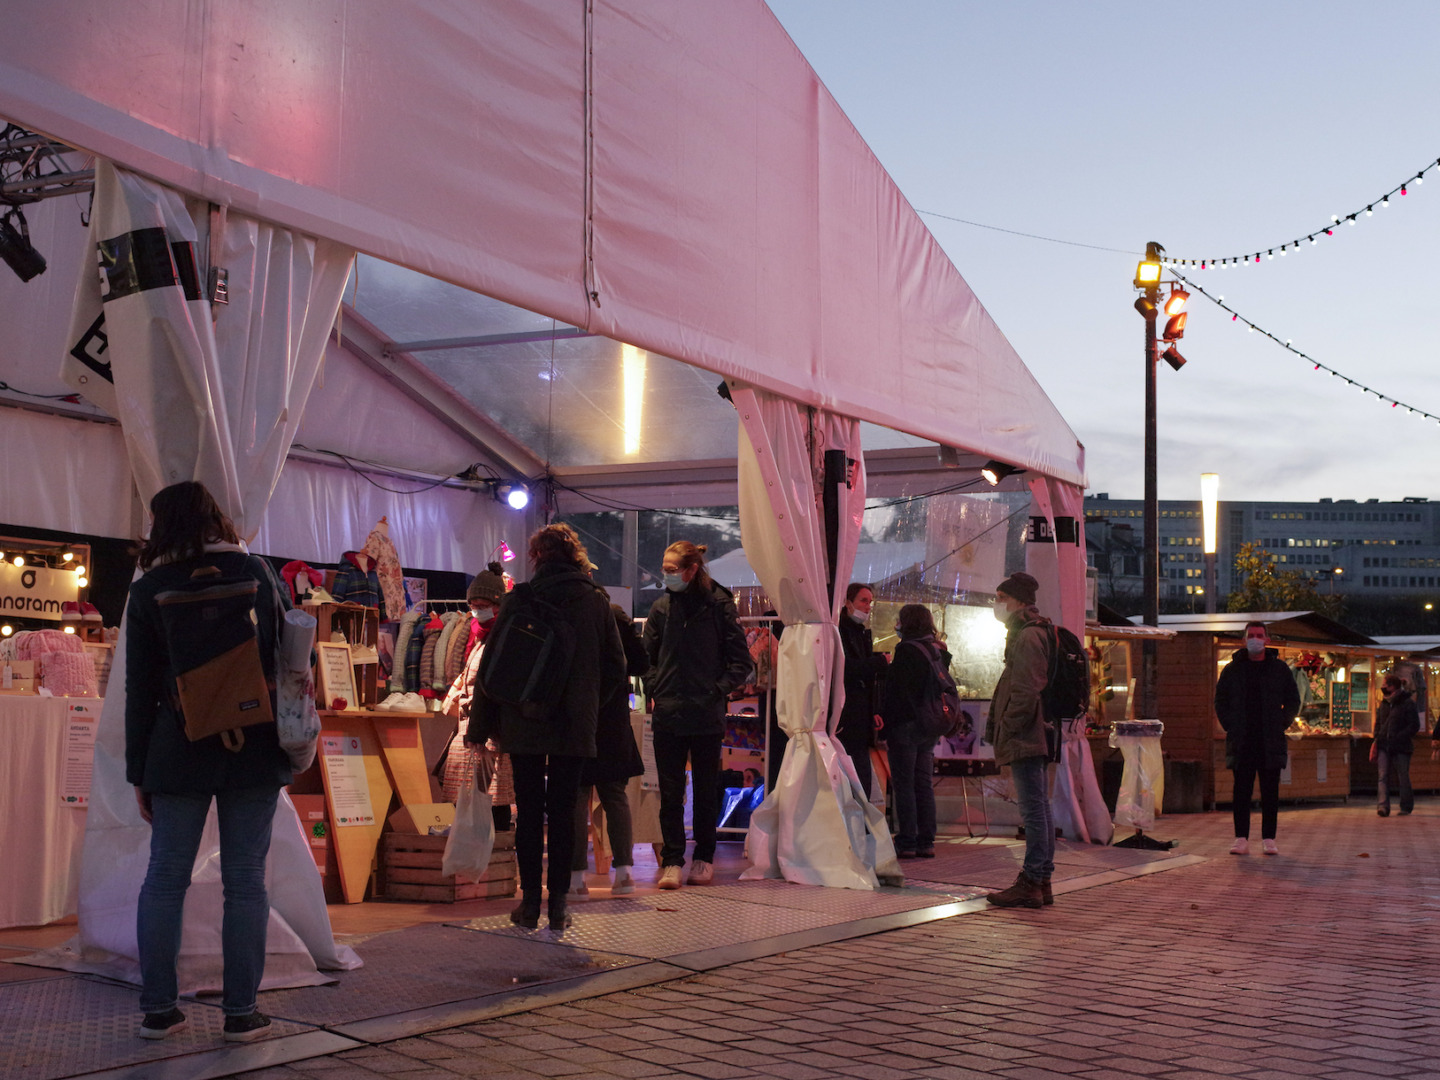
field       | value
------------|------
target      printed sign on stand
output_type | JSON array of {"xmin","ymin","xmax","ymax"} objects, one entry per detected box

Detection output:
[
  {"xmin": 62, "ymin": 700, "xmax": 99, "ymax": 805},
  {"xmin": 640, "ymin": 714, "xmax": 659, "ymax": 791},
  {"xmin": 320, "ymin": 733, "xmax": 376, "ymax": 826}
]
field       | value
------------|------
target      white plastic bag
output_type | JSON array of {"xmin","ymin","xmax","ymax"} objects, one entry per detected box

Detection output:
[
  {"xmin": 276, "ymin": 608, "xmax": 321, "ymax": 772},
  {"xmin": 442, "ymin": 775, "xmax": 495, "ymax": 881}
]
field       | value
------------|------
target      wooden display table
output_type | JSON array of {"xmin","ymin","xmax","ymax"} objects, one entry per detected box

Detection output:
[{"xmin": 1211, "ymin": 734, "xmax": 1350, "ymax": 804}]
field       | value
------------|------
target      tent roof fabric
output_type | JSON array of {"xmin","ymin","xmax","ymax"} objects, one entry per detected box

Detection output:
[{"xmin": 0, "ymin": 0, "xmax": 1083, "ymax": 488}]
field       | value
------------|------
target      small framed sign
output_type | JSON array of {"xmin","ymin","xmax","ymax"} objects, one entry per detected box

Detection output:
[{"xmin": 316, "ymin": 642, "xmax": 358, "ymax": 711}]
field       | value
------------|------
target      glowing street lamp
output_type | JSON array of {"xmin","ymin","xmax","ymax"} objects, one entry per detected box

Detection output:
[{"xmin": 1201, "ymin": 473, "xmax": 1219, "ymax": 614}]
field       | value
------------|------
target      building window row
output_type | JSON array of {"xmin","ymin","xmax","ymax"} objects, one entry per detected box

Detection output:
[
  {"xmin": 1363, "ymin": 575, "xmax": 1440, "ymax": 588},
  {"xmin": 1255, "ymin": 509, "xmax": 1424, "ymax": 523}
]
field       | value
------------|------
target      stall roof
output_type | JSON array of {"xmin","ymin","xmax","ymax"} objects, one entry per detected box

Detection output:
[
  {"xmin": 1086, "ymin": 622, "xmax": 1176, "ymax": 641},
  {"xmin": 1146, "ymin": 613, "xmax": 1376, "ymax": 647},
  {"xmin": 0, "ymin": 0, "xmax": 1086, "ymax": 501},
  {"xmin": 1371, "ymin": 636, "xmax": 1440, "ymax": 658}
]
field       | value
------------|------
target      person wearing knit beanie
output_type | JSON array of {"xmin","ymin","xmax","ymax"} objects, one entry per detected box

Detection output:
[
  {"xmin": 467, "ymin": 562, "xmax": 507, "ymax": 608},
  {"xmin": 995, "ymin": 571, "xmax": 1039, "ymax": 607}
]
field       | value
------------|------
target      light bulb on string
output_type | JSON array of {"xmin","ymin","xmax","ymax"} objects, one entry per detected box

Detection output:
[
  {"xmin": 1366, "ymin": 205, "xmax": 1373, "ymax": 216},
  {"xmin": 1382, "ymin": 196, "xmax": 1390, "ymax": 207}
]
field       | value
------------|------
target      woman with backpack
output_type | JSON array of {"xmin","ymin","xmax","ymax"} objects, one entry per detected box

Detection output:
[
  {"xmin": 879, "ymin": 603, "xmax": 948, "ymax": 859},
  {"xmin": 468, "ymin": 524, "xmax": 625, "ymax": 932},
  {"xmin": 126, "ymin": 481, "xmax": 290, "ymax": 1043},
  {"xmin": 642, "ymin": 541, "xmax": 754, "ymax": 889}
]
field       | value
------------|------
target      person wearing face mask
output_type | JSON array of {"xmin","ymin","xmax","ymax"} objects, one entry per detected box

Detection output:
[
  {"xmin": 1371, "ymin": 674, "xmax": 1419, "ymax": 817},
  {"xmin": 439, "ymin": 563, "xmax": 513, "ymax": 830},
  {"xmin": 837, "ymin": 583, "xmax": 887, "ymax": 801},
  {"xmin": 983, "ymin": 572, "xmax": 1056, "ymax": 908},
  {"xmin": 1214, "ymin": 621, "xmax": 1300, "ymax": 855},
  {"xmin": 642, "ymin": 541, "xmax": 754, "ymax": 889},
  {"xmin": 879, "ymin": 603, "xmax": 948, "ymax": 858}
]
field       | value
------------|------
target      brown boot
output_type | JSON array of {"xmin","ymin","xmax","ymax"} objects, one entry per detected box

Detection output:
[
  {"xmin": 1041, "ymin": 878, "xmax": 1053, "ymax": 906},
  {"xmin": 986, "ymin": 872, "xmax": 1044, "ymax": 909}
]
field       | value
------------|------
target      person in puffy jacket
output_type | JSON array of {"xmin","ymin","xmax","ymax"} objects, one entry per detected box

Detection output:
[
  {"xmin": 126, "ymin": 481, "xmax": 288, "ymax": 1043},
  {"xmin": 468, "ymin": 524, "xmax": 624, "ymax": 933},
  {"xmin": 1214, "ymin": 621, "xmax": 1300, "ymax": 856},
  {"xmin": 1372, "ymin": 673, "xmax": 1419, "ymax": 817},
  {"xmin": 880, "ymin": 603, "xmax": 947, "ymax": 859},
  {"xmin": 642, "ymin": 541, "xmax": 753, "ymax": 889}
]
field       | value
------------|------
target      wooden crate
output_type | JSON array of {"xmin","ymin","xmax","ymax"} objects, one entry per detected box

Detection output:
[{"xmin": 379, "ymin": 829, "xmax": 517, "ymax": 902}]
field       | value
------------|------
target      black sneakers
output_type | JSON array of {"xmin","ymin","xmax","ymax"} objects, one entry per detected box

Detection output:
[
  {"xmin": 138, "ymin": 1008, "xmax": 188, "ymax": 1040},
  {"xmin": 223, "ymin": 1012, "xmax": 272, "ymax": 1042}
]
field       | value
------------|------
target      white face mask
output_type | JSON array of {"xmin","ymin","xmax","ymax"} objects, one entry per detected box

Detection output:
[
  {"xmin": 473, "ymin": 607, "xmax": 495, "ymax": 624},
  {"xmin": 1245, "ymin": 637, "xmax": 1265, "ymax": 656},
  {"xmin": 993, "ymin": 600, "xmax": 1012, "ymax": 623},
  {"xmin": 849, "ymin": 608, "xmax": 870, "ymax": 626}
]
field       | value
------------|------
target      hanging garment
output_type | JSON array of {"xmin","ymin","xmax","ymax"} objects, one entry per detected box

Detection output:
[
  {"xmin": 331, "ymin": 550, "xmax": 381, "ymax": 608},
  {"xmin": 363, "ymin": 519, "xmax": 405, "ymax": 622},
  {"xmin": 391, "ymin": 611, "xmax": 422, "ymax": 692}
]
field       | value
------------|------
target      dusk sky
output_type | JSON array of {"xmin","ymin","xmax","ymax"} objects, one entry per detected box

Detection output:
[{"xmin": 767, "ymin": 1, "xmax": 1440, "ymax": 505}]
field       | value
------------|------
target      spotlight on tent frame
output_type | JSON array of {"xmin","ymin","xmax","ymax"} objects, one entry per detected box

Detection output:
[
  {"xmin": 1161, "ymin": 346, "xmax": 1187, "ymax": 371},
  {"xmin": 981, "ymin": 460, "xmax": 1020, "ymax": 486},
  {"xmin": 0, "ymin": 208, "xmax": 46, "ymax": 282},
  {"xmin": 496, "ymin": 483, "xmax": 530, "ymax": 511}
]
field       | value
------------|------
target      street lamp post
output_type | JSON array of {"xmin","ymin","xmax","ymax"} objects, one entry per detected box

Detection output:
[{"xmin": 1134, "ymin": 244, "xmax": 1163, "ymax": 720}]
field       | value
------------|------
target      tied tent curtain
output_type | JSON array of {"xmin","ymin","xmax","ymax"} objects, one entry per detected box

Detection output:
[
  {"xmin": 40, "ymin": 161, "xmax": 360, "ymax": 992},
  {"xmin": 733, "ymin": 386, "xmax": 901, "ymax": 889}
]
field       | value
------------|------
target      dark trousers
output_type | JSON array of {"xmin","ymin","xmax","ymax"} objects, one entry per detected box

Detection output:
[
  {"xmin": 836, "ymin": 725, "xmax": 873, "ymax": 802},
  {"xmin": 1231, "ymin": 759, "xmax": 1281, "ymax": 840},
  {"xmin": 653, "ymin": 729, "xmax": 722, "ymax": 866},
  {"xmin": 885, "ymin": 732, "xmax": 936, "ymax": 852},
  {"xmin": 510, "ymin": 753, "xmax": 584, "ymax": 897},
  {"xmin": 1377, "ymin": 750, "xmax": 1414, "ymax": 814}
]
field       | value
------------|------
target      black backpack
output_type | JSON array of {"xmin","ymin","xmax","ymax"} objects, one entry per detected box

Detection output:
[
  {"xmin": 476, "ymin": 577, "xmax": 599, "ymax": 719},
  {"xmin": 908, "ymin": 639, "xmax": 964, "ymax": 741},
  {"xmin": 1040, "ymin": 622, "xmax": 1090, "ymax": 761}
]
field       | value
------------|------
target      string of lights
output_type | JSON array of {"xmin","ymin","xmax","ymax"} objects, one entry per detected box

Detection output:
[
  {"xmin": 1169, "ymin": 269, "xmax": 1440, "ymax": 425},
  {"xmin": 1163, "ymin": 155, "xmax": 1439, "ymax": 270}
]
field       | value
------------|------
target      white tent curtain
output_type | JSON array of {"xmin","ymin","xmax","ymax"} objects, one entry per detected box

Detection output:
[
  {"xmin": 1026, "ymin": 475, "xmax": 1113, "ymax": 844},
  {"xmin": 42, "ymin": 162, "xmax": 360, "ymax": 992},
  {"xmin": 733, "ymin": 386, "xmax": 901, "ymax": 889}
]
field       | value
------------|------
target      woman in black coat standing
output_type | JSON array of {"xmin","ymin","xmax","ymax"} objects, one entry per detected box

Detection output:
[
  {"xmin": 642, "ymin": 541, "xmax": 753, "ymax": 890},
  {"xmin": 571, "ymin": 603, "xmax": 649, "ymax": 896},
  {"xmin": 127, "ymin": 482, "xmax": 290, "ymax": 1043},
  {"xmin": 880, "ymin": 604, "xmax": 947, "ymax": 859},
  {"xmin": 469, "ymin": 524, "xmax": 625, "ymax": 932},
  {"xmin": 1372, "ymin": 673, "xmax": 1420, "ymax": 817},
  {"xmin": 837, "ymin": 582, "xmax": 886, "ymax": 801}
]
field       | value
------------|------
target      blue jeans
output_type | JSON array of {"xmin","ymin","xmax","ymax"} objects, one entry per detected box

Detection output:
[
  {"xmin": 1010, "ymin": 755, "xmax": 1055, "ymax": 881},
  {"xmin": 886, "ymin": 732, "xmax": 936, "ymax": 851},
  {"xmin": 1377, "ymin": 750, "xmax": 1413, "ymax": 814},
  {"xmin": 137, "ymin": 786, "xmax": 280, "ymax": 1016}
]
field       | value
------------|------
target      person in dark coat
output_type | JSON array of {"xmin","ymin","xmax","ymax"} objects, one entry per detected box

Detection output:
[
  {"xmin": 837, "ymin": 583, "xmax": 887, "ymax": 801},
  {"xmin": 642, "ymin": 541, "xmax": 753, "ymax": 889},
  {"xmin": 468, "ymin": 524, "xmax": 625, "ymax": 932},
  {"xmin": 1214, "ymin": 621, "xmax": 1301, "ymax": 855},
  {"xmin": 880, "ymin": 604, "xmax": 947, "ymax": 860},
  {"xmin": 571, "ymin": 603, "xmax": 649, "ymax": 896},
  {"xmin": 1371, "ymin": 673, "xmax": 1420, "ymax": 817},
  {"xmin": 126, "ymin": 481, "xmax": 290, "ymax": 1043}
]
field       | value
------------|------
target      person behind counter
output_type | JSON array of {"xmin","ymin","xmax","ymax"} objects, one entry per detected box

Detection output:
[
  {"xmin": 1214, "ymin": 621, "xmax": 1300, "ymax": 856},
  {"xmin": 1372, "ymin": 673, "xmax": 1419, "ymax": 817},
  {"xmin": 837, "ymin": 582, "xmax": 887, "ymax": 801},
  {"xmin": 126, "ymin": 481, "xmax": 289, "ymax": 1044}
]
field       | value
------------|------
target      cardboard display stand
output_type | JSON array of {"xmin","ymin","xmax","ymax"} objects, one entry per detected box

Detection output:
[
  {"xmin": 317, "ymin": 716, "xmax": 394, "ymax": 903},
  {"xmin": 369, "ymin": 714, "xmax": 435, "ymax": 806}
]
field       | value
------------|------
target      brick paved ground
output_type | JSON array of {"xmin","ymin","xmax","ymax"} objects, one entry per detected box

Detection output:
[{"xmin": 236, "ymin": 800, "xmax": 1440, "ymax": 1080}]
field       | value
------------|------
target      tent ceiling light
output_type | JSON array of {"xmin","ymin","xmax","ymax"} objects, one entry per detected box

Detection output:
[
  {"xmin": 980, "ymin": 460, "xmax": 1019, "ymax": 486},
  {"xmin": 496, "ymin": 483, "xmax": 529, "ymax": 510}
]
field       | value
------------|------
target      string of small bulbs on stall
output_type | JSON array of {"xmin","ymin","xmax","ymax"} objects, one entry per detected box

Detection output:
[
  {"xmin": 1162, "ymin": 155, "xmax": 1439, "ymax": 269},
  {"xmin": 1169, "ymin": 268, "xmax": 1440, "ymax": 424}
]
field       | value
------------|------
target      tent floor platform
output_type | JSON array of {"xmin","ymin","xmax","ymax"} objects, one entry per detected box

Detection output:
[{"xmin": 0, "ymin": 836, "xmax": 1194, "ymax": 1080}]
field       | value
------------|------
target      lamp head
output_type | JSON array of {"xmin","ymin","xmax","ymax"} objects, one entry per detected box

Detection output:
[
  {"xmin": 1164, "ymin": 288, "xmax": 1190, "ymax": 316},
  {"xmin": 1161, "ymin": 346, "xmax": 1187, "ymax": 371},
  {"xmin": 980, "ymin": 460, "xmax": 1020, "ymax": 487}
]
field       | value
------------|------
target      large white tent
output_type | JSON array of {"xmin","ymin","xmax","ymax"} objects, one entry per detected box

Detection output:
[{"xmin": 0, "ymin": 0, "xmax": 1091, "ymax": 986}]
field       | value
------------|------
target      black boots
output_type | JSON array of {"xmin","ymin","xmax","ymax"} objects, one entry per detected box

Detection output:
[
  {"xmin": 510, "ymin": 894, "xmax": 541, "ymax": 928},
  {"xmin": 548, "ymin": 894, "xmax": 573, "ymax": 933},
  {"xmin": 986, "ymin": 871, "xmax": 1044, "ymax": 909}
]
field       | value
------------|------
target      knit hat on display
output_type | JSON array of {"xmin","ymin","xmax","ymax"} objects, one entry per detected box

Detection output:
[
  {"xmin": 467, "ymin": 562, "xmax": 507, "ymax": 606},
  {"xmin": 996, "ymin": 571, "xmax": 1039, "ymax": 606}
]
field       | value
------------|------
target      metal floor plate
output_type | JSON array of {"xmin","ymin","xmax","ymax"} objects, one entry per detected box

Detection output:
[
  {"xmin": 451, "ymin": 891, "xmax": 840, "ymax": 960},
  {"xmin": 715, "ymin": 876, "xmax": 983, "ymax": 916},
  {"xmin": 259, "ymin": 923, "xmax": 639, "ymax": 1027},
  {"xmin": 0, "ymin": 976, "xmax": 314, "ymax": 1080}
]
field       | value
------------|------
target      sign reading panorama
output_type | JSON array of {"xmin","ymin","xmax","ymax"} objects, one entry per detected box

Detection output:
[{"xmin": 0, "ymin": 563, "xmax": 80, "ymax": 621}]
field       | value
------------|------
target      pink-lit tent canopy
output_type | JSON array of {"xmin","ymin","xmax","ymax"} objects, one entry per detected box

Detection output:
[{"xmin": 0, "ymin": 0, "xmax": 1094, "ymax": 965}]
